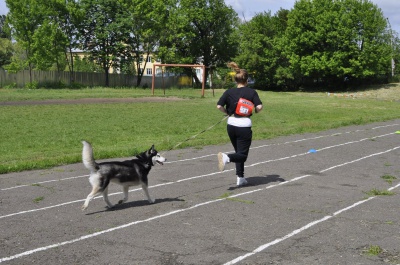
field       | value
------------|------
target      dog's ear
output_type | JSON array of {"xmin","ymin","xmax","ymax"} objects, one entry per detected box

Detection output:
[{"xmin": 149, "ymin": 145, "xmax": 155, "ymax": 153}]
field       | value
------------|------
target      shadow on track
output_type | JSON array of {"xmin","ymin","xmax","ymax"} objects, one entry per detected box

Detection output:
[
  {"xmin": 228, "ymin": 174, "xmax": 285, "ymax": 190},
  {"xmin": 84, "ymin": 197, "xmax": 185, "ymax": 215}
]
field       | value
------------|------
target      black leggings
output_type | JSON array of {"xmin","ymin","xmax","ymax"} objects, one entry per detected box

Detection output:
[{"xmin": 226, "ymin": 125, "xmax": 252, "ymax": 177}]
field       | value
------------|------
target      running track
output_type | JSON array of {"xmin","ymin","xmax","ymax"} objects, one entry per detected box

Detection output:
[{"xmin": 1, "ymin": 119, "xmax": 400, "ymax": 265}]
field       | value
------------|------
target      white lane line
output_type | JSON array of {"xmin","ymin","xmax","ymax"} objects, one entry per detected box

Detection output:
[
  {"xmin": 372, "ymin": 124, "xmax": 399, "ymax": 130},
  {"xmin": 1, "ymin": 146, "xmax": 399, "ymax": 263},
  {"xmin": 3, "ymin": 123, "xmax": 397, "ymax": 192},
  {"xmin": 0, "ymin": 199, "xmax": 223, "ymax": 264},
  {"xmin": 167, "ymin": 123, "xmax": 400, "ymax": 163},
  {"xmin": 245, "ymin": 132, "xmax": 396, "ymax": 168},
  {"xmin": 224, "ymin": 183, "xmax": 400, "ymax": 265},
  {"xmin": 0, "ymin": 132, "xmax": 397, "ymax": 220},
  {"xmin": 0, "ymin": 182, "xmax": 174, "ymax": 220},
  {"xmin": 1, "ymin": 175, "xmax": 89, "ymax": 191}
]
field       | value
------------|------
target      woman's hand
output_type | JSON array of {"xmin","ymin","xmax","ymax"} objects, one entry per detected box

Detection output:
[{"xmin": 217, "ymin": 105, "xmax": 228, "ymax": 115}]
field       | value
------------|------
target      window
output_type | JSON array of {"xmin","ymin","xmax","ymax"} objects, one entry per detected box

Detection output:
[
  {"xmin": 146, "ymin": 68, "xmax": 152, "ymax": 75},
  {"xmin": 147, "ymin": 56, "xmax": 152, "ymax": 62}
]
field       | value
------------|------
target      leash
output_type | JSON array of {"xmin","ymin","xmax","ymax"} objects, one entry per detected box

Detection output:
[{"xmin": 161, "ymin": 115, "xmax": 229, "ymax": 155}]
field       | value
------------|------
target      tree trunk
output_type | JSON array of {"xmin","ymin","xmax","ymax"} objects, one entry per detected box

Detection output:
[{"xmin": 104, "ymin": 68, "xmax": 110, "ymax": 87}]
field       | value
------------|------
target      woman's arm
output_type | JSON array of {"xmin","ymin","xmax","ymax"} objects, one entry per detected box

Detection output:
[
  {"xmin": 255, "ymin": 104, "xmax": 263, "ymax": 113},
  {"xmin": 217, "ymin": 105, "xmax": 228, "ymax": 115}
]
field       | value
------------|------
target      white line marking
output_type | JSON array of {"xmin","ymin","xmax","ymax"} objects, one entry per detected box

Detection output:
[
  {"xmin": 372, "ymin": 124, "xmax": 399, "ymax": 130},
  {"xmin": 0, "ymin": 182, "xmax": 174, "ymax": 220},
  {"xmin": 223, "ymin": 160, "xmax": 400, "ymax": 264},
  {"xmin": 245, "ymin": 132, "xmax": 396, "ymax": 169},
  {"xmin": 223, "ymin": 193, "xmax": 387, "ymax": 265},
  {"xmin": 1, "ymin": 175, "xmax": 88, "ymax": 191},
  {"xmin": 2, "ymin": 123, "xmax": 398, "ymax": 191},
  {"xmin": 1, "ymin": 146, "xmax": 399, "ymax": 263},
  {"xmin": 0, "ymin": 132, "xmax": 397, "ymax": 220},
  {"xmin": 388, "ymin": 182, "xmax": 400, "ymax": 192}
]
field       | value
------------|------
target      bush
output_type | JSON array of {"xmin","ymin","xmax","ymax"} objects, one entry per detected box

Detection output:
[
  {"xmin": 25, "ymin": 81, "xmax": 39, "ymax": 89},
  {"xmin": 210, "ymin": 76, "xmax": 235, "ymax": 89},
  {"xmin": 389, "ymin": 75, "xmax": 400, "ymax": 83},
  {"xmin": 3, "ymin": 82, "xmax": 17, "ymax": 89}
]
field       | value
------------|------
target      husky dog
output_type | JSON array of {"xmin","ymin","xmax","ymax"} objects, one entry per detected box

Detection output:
[{"xmin": 81, "ymin": 141, "xmax": 166, "ymax": 211}]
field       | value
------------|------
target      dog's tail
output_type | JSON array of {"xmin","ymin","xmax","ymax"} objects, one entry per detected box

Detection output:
[{"xmin": 82, "ymin": 141, "xmax": 99, "ymax": 173}]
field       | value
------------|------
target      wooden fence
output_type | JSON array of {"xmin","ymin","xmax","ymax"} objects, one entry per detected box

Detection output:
[{"xmin": 0, "ymin": 69, "xmax": 180, "ymax": 88}]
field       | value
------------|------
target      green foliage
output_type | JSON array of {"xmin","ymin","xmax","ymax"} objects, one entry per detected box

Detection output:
[
  {"xmin": 119, "ymin": 0, "xmax": 168, "ymax": 86},
  {"xmin": 4, "ymin": 42, "xmax": 28, "ymax": 72},
  {"xmin": 364, "ymin": 245, "xmax": 383, "ymax": 256},
  {"xmin": 32, "ymin": 19, "xmax": 68, "ymax": 71},
  {"xmin": 3, "ymin": 0, "xmax": 397, "ymax": 91},
  {"xmin": 235, "ymin": 9, "xmax": 290, "ymax": 90},
  {"xmin": 364, "ymin": 188, "xmax": 395, "ymax": 197},
  {"xmin": 78, "ymin": 0, "xmax": 129, "ymax": 86},
  {"xmin": 0, "ymin": 13, "xmax": 12, "ymax": 71},
  {"xmin": 6, "ymin": 0, "xmax": 46, "ymax": 81},
  {"xmin": 73, "ymin": 55, "xmax": 102, "ymax": 73},
  {"xmin": 381, "ymin": 174, "xmax": 397, "ymax": 184},
  {"xmin": 160, "ymin": 0, "xmax": 239, "ymax": 85},
  {"xmin": 0, "ymin": 38, "xmax": 13, "ymax": 67},
  {"xmin": 284, "ymin": 0, "xmax": 392, "ymax": 90},
  {"xmin": 33, "ymin": 196, "xmax": 44, "ymax": 203},
  {"xmin": 25, "ymin": 81, "xmax": 39, "ymax": 89},
  {"xmin": 3, "ymin": 82, "xmax": 17, "ymax": 89},
  {"xmin": 0, "ymin": 14, "xmax": 11, "ymax": 39},
  {"xmin": 212, "ymin": 66, "xmax": 236, "ymax": 88}
]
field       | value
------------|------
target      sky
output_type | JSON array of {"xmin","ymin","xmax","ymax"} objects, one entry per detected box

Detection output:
[{"xmin": 0, "ymin": 0, "xmax": 399, "ymax": 34}]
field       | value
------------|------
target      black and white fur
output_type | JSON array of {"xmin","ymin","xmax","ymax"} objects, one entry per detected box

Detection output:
[{"xmin": 81, "ymin": 141, "xmax": 166, "ymax": 211}]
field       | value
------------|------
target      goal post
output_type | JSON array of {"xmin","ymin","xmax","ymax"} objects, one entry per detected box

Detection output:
[{"xmin": 152, "ymin": 64, "xmax": 206, "ymax": 97}]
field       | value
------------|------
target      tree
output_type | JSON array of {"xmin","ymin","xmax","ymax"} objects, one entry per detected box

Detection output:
[
  {"xmin": 73, "ymin": 55, "xmax": 102, "ymax": 72},
  {"xmin": 31, "ymin": 19, "xmax": 68, "ymax": 72},
  {"xmin": 5, "ymin": 0, "xmax": 83, "ymax": 83},
  {"xmin": 235, "ymin": 9, "xmax": 290, "ymax": 90},
  {"xmin": 6, "ymin": 0, "xmax": 47, "ymax": 82},
  {"xmin": 0, "ymin": 14, "xmax": 11, "ymax": 39},
  {"xmin": 0, "ymin": 38, "xmax": 13, "ymax": 68},
  {"xmin": 284, "ymin": 0, "xmax": 392, "ymax": 89},
  {"xmin": 49, "ymin": 0, "xmax": 83, "ymax": 84},
  {"xmin": 391, "ymin": 32, "xmax": 400, "ymax": 77},
  {"xmin": 160, "ymin": 0, "xmax": 239, "ymax": 86},
  {"xmin": 0, "ymin": 15, "xmax": 13, "ymax": 68},
  {"xmin": 78, "ymin": 0, "xmax": 128, "ymax": 86},
  {"xmin": 4, "ymin": 42, "xmax": 28, "ymax": 72},
  {"xmin": 121, "ymin": 0, "xmax": 169, "ymax": 87}
]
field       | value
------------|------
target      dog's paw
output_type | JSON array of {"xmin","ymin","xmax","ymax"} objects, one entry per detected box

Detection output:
[
  {"xmin": 81, "ymin": 205, "xmax": 87, "ymax": 211},
  {"xmin": 148, "ymin": 198, "xmax": 155, "ymax": 204}
]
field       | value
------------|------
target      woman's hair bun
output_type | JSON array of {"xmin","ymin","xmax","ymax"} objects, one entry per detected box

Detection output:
[
  {"xmin": 227, "ymin": 62, "xmax": 248, "ymax": 84},
  {"xmin": 227, "ymin": 62, "xmax": 240, "ymax": 73}
]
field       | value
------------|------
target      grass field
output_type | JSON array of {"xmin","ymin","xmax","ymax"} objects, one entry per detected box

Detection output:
[{"xmin": 0, "ymin": 84, "xmax": 400, "ymax": 174}]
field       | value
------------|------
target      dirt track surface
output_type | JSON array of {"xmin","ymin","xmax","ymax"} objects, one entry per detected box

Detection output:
[
  {"xmin": 0, "ymin": 97, "xmax": 183, "ymax": 106},
  {"xmin": 1, "ymin": 119, "xmax": 400, "ymax": 265}
]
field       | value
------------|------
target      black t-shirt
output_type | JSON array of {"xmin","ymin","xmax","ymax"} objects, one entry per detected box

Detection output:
[{"xmin": 217, "ymin": 87, "xmax": 262, "ymax": 117}]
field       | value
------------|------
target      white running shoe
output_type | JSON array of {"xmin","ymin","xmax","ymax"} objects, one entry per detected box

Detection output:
[
  {"xmin": 237, "ymin": 177, "xmax": 248, "ymax": 186},
  {"xmin": 217, "ymin": 152, "xmax": 229, "ymax": 171}
]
